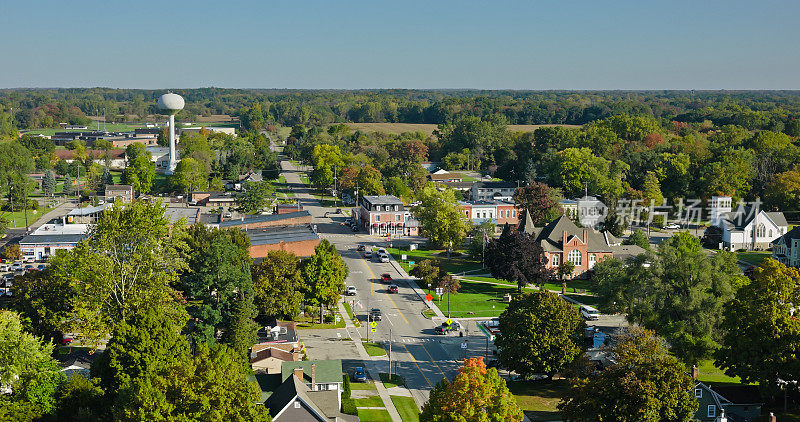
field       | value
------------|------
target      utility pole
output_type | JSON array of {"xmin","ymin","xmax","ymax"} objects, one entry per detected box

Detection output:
[
  {"xmin": 447, "ymin": 277, "xmax": 451, "ymax": 318},
  {"xmin": 388, "ymin": 327, "xmax": 392, "ymax": 378},
  {"xmin": 333, "ymin": 165, "xmax": 338, "ymax": 208}
]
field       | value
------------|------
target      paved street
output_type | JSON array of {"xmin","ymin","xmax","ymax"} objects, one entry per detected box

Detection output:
[{"xmin": 278, "ymin": 157, "xmax": 492, "ymax": 408}]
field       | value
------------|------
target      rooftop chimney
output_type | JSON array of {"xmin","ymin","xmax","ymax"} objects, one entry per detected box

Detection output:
[
  {"xmin": 293, "ymin": 367, "xmax": 304, "ymax": 381},
  {"xmin": 311, "ymin": 363, "xmax": 316, "ymax": 390},
  {"xmin": 691, "ymin": 365, "xmax": 699, "ymax": 380}
]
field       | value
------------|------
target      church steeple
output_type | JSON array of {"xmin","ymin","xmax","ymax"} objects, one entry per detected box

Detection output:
[{"xmin": 518, "ymin": 209, "xmax": 535, "ymax": 235}]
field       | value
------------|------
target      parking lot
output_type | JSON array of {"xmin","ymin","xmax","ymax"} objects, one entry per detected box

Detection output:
[{"xmin": 0, "ymin": 261, "xmax": 49, "ymax": 298}]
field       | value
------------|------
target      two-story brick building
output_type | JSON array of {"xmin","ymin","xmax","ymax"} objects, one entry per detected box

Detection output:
[
  {"xmin": 358, "ymin": 195, "xmax": 418, "ymax": 237},
  {"xmin": 520, "ymin": 212, "xmax": 644, "ymax": 279},
  {"xmin": 457, "ymin": 200, "xmax": 519, "ymax": 230}
]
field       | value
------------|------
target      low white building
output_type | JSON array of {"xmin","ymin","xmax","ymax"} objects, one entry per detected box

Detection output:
[
  {"xmin": 19, "ymin": 223, "xmax": 89, "ymax": 261},
  {"xmin": 717, "ymin": 205, "xmax": 787, "ymax": 250}
]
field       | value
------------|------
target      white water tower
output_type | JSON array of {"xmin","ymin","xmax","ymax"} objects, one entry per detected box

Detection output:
[{"xmin": 157, "ymin": 92, "xmax": 185, "ymax": 175}]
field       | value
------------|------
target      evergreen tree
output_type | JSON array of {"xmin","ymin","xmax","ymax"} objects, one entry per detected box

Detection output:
[{"xmin": 42, "ymin": 171, "xmax": 56, "ymax": 197}]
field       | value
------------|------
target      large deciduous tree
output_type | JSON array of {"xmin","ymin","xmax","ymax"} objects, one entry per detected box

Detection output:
[
  {"xmin": 52, "ymin": 200, "xmax": 187, "ymax": 347},
  {"xmin": 236, "ymin": 180, "xmax": 275, "ymax": 214},
  {"xmin": 411, "ymin": 183, "xmax": 470, "ymax": 249},
  {"xmin": 171, "ymin": 156, "xmax": 208, "ymax": 195},
  {"xmin": 252, "ymin": 250, "xmax": 306, "ymax": 319},
  {"xmin": 495, "ymin": 290, "xmax": 584, "ymax": 378},
  {"xmin": 302, "ymin": 239, "xmax": 348, "ymax": 322},
  {"xmin": 512, "ymin": 182, "xmax": 562, "ymax": 226},
  {"xmin": 715, "ymin": 258, "xmax": 800, "ymax": 387},
  {"xmin": 420, "ymin": 357, "xmax": 523, "ymax": 422},
  {"xmin": 122, "ymin": 143, "xmax": 154, "ymax": 194},
  {"xmin": 484, "ymin": 227, "xmax": 549, "ymax": 291},
  {"xmin": 594, "ymin": 232, "xmax": 745, "ymax": 364},
  {"xmin": 180, "ymin": 225, "xmax": 256, "ymax": 348},
  {"xmin": 559, "ymin": 328, "xmax": 697, "ymax": 422}
]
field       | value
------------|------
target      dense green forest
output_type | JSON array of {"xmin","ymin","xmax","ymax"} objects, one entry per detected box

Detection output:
[
  {"xmin": 2, "ymin": 89, "xmax": 800, "ymax": 131},
  {"xmin": 2, "ymin": 89, "xmax": 800, "ymax": 218}
]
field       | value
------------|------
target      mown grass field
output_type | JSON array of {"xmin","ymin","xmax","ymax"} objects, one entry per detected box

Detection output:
[
  {"xmin": 342, "ymin": 123, "xmax": 581, "ymax": 136},
  {"xmin": 506, "ymin": 379, "xmax": 568, "ymax": 422},
  {"xmin": 391, "ymin": 395, "xmax": 420, "ymax": 422},
  {"xmin": 737, "ymin": 251, "xmax": 772, "ymax": 267}
]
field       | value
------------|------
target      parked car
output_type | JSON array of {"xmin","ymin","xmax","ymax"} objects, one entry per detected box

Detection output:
[
  {"xmin": 10, "ymin": 262, "xmax": 23, "ymax": 272},
  {"xmin": 59, "ymin": 335, "xmax": 73, "ymax": 345},
  {"xmin": 0, "ymin": 263, "xmax": 9, "ymax": 272},
  {"xmin": 36, "ymin": 264, "xmax": 46, "ymax": 271},
  {"xmin": 356, "ymin": 245, "xmax": 366, "ymax": 251},
  {"xmin": 24, "ymin": 265, "xmax": 34, "ymax": 272},
  {"xmin": 380, "ymin": 273, "xmax": 392, "ymax": 283},
  {"xmin": 369, "ymin": 308, "xmax": 382, "ymax": 321},
  {"xmin": 379, "ymin": 254, "xmax": 390, "ymax": 263},
  {"xmin": 345, "ymin": 286, "xmax": 358, "ymax": 296},
  {"xmin": 364, "ymin": 250, "xmax": 372, "ymax": 259},
  {"xmin": 352, "ymin": 367, "xmax": 367, "ymax": 382},
  {"xmin": 663, "ymin": 222, "xmax": 681, "ymax": 230},
  {"xmin": 351, "ymin": 225, "xmax": 359, "ymax": 232},
  {"xmin": 580, "ymin": 305, "xmax": 600, "ymax": 321},
  {"xmin": 434, "ymin": 321, "xmax": 461, "ymax": 335},
  {"xmin": 388, "ymin": 284, "xmax": 398, "ymax": 294}
]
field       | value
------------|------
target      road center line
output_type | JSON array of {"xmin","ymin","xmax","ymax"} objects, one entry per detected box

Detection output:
[
  {"xmin": 360, "ymin": 252, "xmax": 409, "ymax": 324},
  {"xmin": 402, "ymin": 343, "xmax": 433, "ymax": 388}
]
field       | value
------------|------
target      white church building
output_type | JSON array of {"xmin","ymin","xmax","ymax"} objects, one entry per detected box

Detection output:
[{"xmin": 712, "ymin": 196, "xmax": 788, "ymax": 250}]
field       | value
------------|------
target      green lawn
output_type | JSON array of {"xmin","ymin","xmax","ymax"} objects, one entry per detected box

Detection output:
[
  {"xmin": 506, "ymin": 379, "xmax": 569, "ymax": 421},
  {"xmin": 737, "ymin": 251, "xmax": 772, "ymax": 267},
  {"xmin": 357, "ymin": 409, "xmax": 392, "ymax": 422},
  {"xmin": 343, "ymin": 302, "xmax": 360, "ymax": 326},
  {"xmin": 362, "ymin": 341, "xmax": 386, "ymax": 356},
  {"xmin": 2, "ymin": 206, "xmax": 53, "ymax": 228},
  {"xmin": 696, "ymin": 360, "xmax": 741, "ymax": 384},
  {"xmin": 391, "ymin": 396, "xmax": 420, "ymax": 422},
  {"xmin": 388, "ymin": 247, "xmax": 483, "ymax": 275},
  {"xmin": 543, "ymin": 278, "xmax": 596, "ymax": 295},
  {"xmin": 379, "ymin": 373, "xmax": 405, "ymax": 388},
  {"xmin": 350, "ymin": 381, "xmax": 377, "ymax": 391},
  {"xmin": 430, "ymin": 280, "xmax": 518, "ymax": 318},
  {"xmin": 295, "ymin": 312, "xmax": 346, "ymax": 329},
  {"xmin": 354, "ymin": 395, "xmax": 384, "ymax": 408},
  {"xmin": 23, "ymin": 123, "xmax": 145, "ymax": 136},
  {"xmin": 563, "ymin": 294, "xmax": 601, "ymax": 307}
]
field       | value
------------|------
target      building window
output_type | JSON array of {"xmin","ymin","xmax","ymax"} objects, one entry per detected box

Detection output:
[
  {"xmin": 512, "ymin": 210, "xmax": 516, "ymax": 218},
  {"xmin": 568, "ymin": 250, "xmax": 582, "ymax": 266},
  {"xmin": 707, "ymin": 405, "xmax": 715, "ymax": 418},
  {"xmin": 376, "ymin": 215, "xmax": 381, "ymax": 222},
  {"xmin": 770, "ymin": 229, "xmax": 773, "ymax": 237},
  {"xmin": 757, "ymin": 223, "xmax": 766, "ymax": 238},
  {"xmin": 396, "ymin": 214, "xmax": 401, "ymax": 221},
  {"xmin": 588, "ymin": 254, "xmax": 597, "ymax": 269},
  {"xmin": 393, "ymin": 205, "xmax": 398, "ymax": 211},
  {"xmin": 551, "ymin": 254, "xmax": 559, "ymax": 266},
  {"xmin": 694, "ymin": 388, "xmax": 702, "ymax": 398}
]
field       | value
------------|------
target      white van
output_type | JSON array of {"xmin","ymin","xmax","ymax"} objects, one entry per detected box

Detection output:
[{"xmin": 580, "ymin": 305, "xmax": 600, "ymax": 321}]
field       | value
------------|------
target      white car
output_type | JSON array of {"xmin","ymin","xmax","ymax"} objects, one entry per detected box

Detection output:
[
  {"xmin": 663, "ymin": 223, "xmax": 681, "ymax": 230},
  {"xmin": 345, "ymin": 286, "xmax": 358, "ymax": 296},
  {"xmin": 580, "ymin": 305, "xmax": 600, "ymax": 321},
  {"xmin": 0, "ymin": 264, "xmax": 9, "ymax": 272},
  {"xmin": 379, "ymin": 253, "xmax": 390, "ymax": 263},
  {"xmin": 10, "ymin": 262, "xmax": 23, "ymax": 271}
]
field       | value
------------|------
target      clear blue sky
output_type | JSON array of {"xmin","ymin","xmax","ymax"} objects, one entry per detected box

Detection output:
[{"xmin": 1, "ymin": 0, "xmax": 797, "ymax": 89}]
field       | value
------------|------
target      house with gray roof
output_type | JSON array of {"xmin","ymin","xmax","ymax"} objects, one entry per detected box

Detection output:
[
  {"xmin": 715, "ymin": 205, "xmax": 787, "ymax": 250},
  {"xmin": 522, "ymin": 213, "xmax": 645, "ymax": 279},
  {"xmin": 692, "ymin": 382, "xmax": 762, "ymax": 422},
  {"xmin": 265, "ymin": 372, "xmax": 352, "ymax": 422},
  {"xmin": 772, "ymin": 226, "xmax": 800, "ymax": 267}
]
